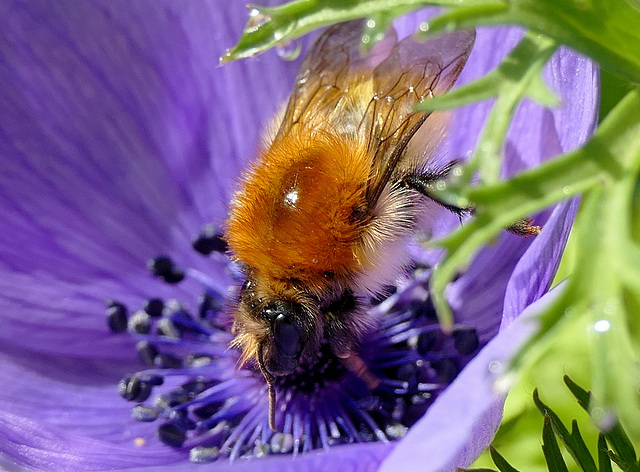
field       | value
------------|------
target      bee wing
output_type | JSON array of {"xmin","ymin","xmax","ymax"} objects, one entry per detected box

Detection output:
[
  {"xmin": 274, "ymin": 20, "xmax": 397, "ymax": 141},
  {"xmin": 274, "ymin": 21, "xmax": 474, "ymax": 206},
  {"xmin": 362, "ymin": 29, "xmax": 476, "ymax": 204}
]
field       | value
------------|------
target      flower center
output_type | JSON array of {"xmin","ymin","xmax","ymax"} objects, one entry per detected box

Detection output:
[{"xmin": 107, "ymin": 228, "xmax": 480, "ymax": 462}]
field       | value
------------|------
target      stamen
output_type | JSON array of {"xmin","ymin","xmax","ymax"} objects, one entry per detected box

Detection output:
[
  {"xmin": 192, "ymin": 226, "xmax": 228, "ymax": 256},
  {"xmin": 148, "ymin": 256, "xmax": 185, "ymax": 284},
  {"xmin": 108, "ymin": 242, "xmax": 483, "ymax": 463},
  {"xmin": 144, "ymin": 298, "xmax": 165, "ymax": 318},
  {"xmin": 105, "ymin": 300, "xmax": 128, "ymax": 333}
]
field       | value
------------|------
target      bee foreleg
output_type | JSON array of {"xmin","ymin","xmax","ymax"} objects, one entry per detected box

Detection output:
[
  {"xmin": 257, "ymin": 341, "xmax": 278, "ymax": 431},
  {"xmin": 402, "ymin": 168, "xmax": 541, "ymax": 236},
  {"xmin": 340, "ymin": 354, "xmax": 380, "ymax": 390},
  {"xmin": 401, "ymin": 171, "xmax": 470, "ymax": 219},
  {"xmin": 322, "ymin": 291, "xmax": 379, "ymax": 389}
]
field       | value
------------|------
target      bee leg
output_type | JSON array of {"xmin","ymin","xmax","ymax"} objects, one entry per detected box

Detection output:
[
  {"xmin": 257, "ymin": 342, "xmax": 278, "ymax": 431},
  {"xmin": 401, "ymin": 168, "xmax": 470, "ymax": 219},
  {"xmin": 323, "ymin": 291, "xmax": 380, "ymax": 389},
  {"xmin": 505, "ymin": 217, "xmax": 541, "ymax": 236},
  {"xmin": 340, "ymin": 353, "xmax": 380, "ymax": 390},
  {"xmin": 401, "ymin": 169, "xmax": 541, "ymax": 236}
]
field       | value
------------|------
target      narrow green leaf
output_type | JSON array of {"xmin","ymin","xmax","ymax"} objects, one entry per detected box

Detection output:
[
  {"xmin": 226, "ymin": 0, "xmax": 640, "ymax": 80},
  {"xmin": 223, "ymin": 0, "xmax": 458, "ymax": 62},
  {"xmin": 542, "ymin": 415, "xmax": 570, "ymax": 472},
  {"xmin": 598, "ymin": 434, "xmax": 613, "ymax": 472},
  {"xmin": 421, "ymin": 0, "xmax": 640, "ymax": 81},
  {"xmin": 601, "ymin": 421, "xmax": 637, "ymax": 471},
  {"xmin": 563, "ymin": 375, "xmax": 590, "ymax": 412},
  {"xmin": 564, "ymin": 376, "xmax": 639, "ymax": 471},
  {"xmin": 457, "ymin": 468, "xmax": 500, "ymax": 472},
  {"xmin": 430, "ymin": 89, "xmax": 640, "ymax": 330},
  {"xmin": 568, "ymin": 420, "xmax": 599, "ymax": 472},
  {"xmin": 419, "ymin": 31, "xmax": 557, "ymax": 188},
  {"xmin": 532, "ymin": 390, "xmax": 598, "ymax": 472},
  {"xmin": 608, "ymin": 452, "xmax": 638, "ymax": 472},
  {"xmin": 489, "ymin": 446, "xmax": 522, "ymax": 472}
]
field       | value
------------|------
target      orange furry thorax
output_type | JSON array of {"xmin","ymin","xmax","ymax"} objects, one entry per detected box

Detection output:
[{"xmin": 226, "ymin": 126, "xmax": 373, "ymax": 294}]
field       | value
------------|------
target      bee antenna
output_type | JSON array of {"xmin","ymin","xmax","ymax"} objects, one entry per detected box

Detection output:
[{"xmin": 257, "ymin": 342, "xmax": 277, "ymax": 430}]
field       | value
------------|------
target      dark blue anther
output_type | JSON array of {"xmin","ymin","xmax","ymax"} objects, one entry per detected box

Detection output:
[
  {"xmin": 157, "ymin": 423, "xmax": 186, "ymax": 448},
  {"xmin": 128, "ymin": 311, "xmax": 151, "ymax": 335},
  {"xmin": 136, "ymin": 340, "xmax": 159, "ymax": 367},
  {"xmin": 192, "ymin": 229, "xmax": 228, "ymax": 255},
  {"xmin": 154, "ymin": 353, "xmax": 183, "ymax": 369},
  {"xmin": 131, "ymin": 405, "xmax": 159, "ymax": 422},
  {"xmin": 144, "ymin": 298, "xmax": 164, "ymax": 318},
  {"xmin": 148, "ymin": 256, "xmax": 185, "ymax": 284},
  {"xmin": 106, "ymin": 300, "xmax": 128, "ymax": 333}
]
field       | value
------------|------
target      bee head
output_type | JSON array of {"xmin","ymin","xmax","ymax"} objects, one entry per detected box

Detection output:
[
  {"xmin": 232, "ymin": 277, "xmax": 314, "ymax": 378},
  {"xmin": 259, "ymin": 299, "xmax": 304, "ymax": 375}
]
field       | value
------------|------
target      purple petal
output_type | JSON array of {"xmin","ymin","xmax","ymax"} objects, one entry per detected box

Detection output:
[
  {"xmin": 0, "ymin": 412, "xmax": 185, "ymax": 472},
  {"xmin": 379, "ymin": 285, "xmax": 565, "ymax": 472},
  {"xmin": 447, "ymin": 35, "xmax": 599, "ymax": 338},
  {"xmin": 0, "ymin": 3, "xmax": 599, "ymax": 471},
  {"xmin": 0, "ymin": 0, "xmax": 308, "ymax": 359}
]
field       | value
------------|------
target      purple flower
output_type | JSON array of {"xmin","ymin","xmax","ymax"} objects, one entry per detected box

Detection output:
[{"xmin": 0, "ymin": 1, "xmax": 598, "ymax": 471}]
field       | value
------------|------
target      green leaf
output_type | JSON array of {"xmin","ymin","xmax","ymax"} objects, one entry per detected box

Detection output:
[
  {"xmin": 564, "ymin": 376, "xmax": 639, "ymax": 471},
  {"xmin": 564, "ymin": 376, "xmax": 638, "ymax": 470},
  {"xmin": 563, "ymin": 375, "xmax": 590, "ymax": 412},
  {"xmin": 532, "ymin": 390, "xmax": 598, "ymax": 472},
  {"xmin": 542, "ymin": 415, "xmax": 570, "ymax": 472},
  {"xmin": 430, "ymin": 88, "xmax": 640, "ymax": 330},
  {"xmin": 489, "ymin": 446, "xmax": 522, "ymax": 472},
  {"xmin": 418, "ymin": 31, "xmax": 558, "ymax": 187},
  {"xmin": 420, "ymin": 0, "xmax": 640, "ymax": 81},
  {"xmin": 598, "ymin": 434, "xmax": 613, "ymax": 472},
  {"xmin": 225, "ymin": 0, "xmax": 640, "ymax": 81},
  {"xmin": 223, "ymin": 0, "xmax": 444, "ymax": 62}
]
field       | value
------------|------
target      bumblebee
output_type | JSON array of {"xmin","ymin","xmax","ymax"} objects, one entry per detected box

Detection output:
[{"xmin": 226, "ymin": 21, "xmax": 479, "ymax": 429}]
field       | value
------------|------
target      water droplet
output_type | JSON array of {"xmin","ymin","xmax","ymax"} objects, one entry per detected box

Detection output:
[
  {"xmin": 245, "ymin": 8, "xmax": 271, "ymax": 33},
  {"xmin": 419, "ymin": 22, "xmax": 429, "ymax": 32},
  {"xmin": 562, "ymin": 185, "xmax": 573, "ymax": 195},
  {"xmin": 435, "ymin": 181, "xmax": 446, "ymax": 191},
  {"xmin": 481, "ymin": 142, "xmax": 496, "ymax": 153},
  {"xmin": 603, "ymin": 299, "xmax": 619, "ymax": 315},
  {"xmin": 494, "ymin": 372, "xmax": 516, "ymax": 393},
  {"xmin": 488, "ymin": 360, "xmax": 502, "ymax": 374},
  {"xmin": 591, "ymin": 406, "xmax": 617, "ymax": 430},
  {"xmin": 276, "ymin": 40, "xmax": 302, "ymax": 61},
  {"xmin": 594, "ymin": 319, "xmax": 611, "ymax": 333},
  {"xmin": 361, "ymin": 34, "xmax": 371, "ymax": 45},
  {"xmin": 366, "ymin": 19, "xmax": 376, "ymax": 28}
]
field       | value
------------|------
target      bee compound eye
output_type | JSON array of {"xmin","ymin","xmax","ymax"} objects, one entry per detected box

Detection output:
[{"xmin": 273, "ymin": 313, "xmax": 302, "ymax": 360}]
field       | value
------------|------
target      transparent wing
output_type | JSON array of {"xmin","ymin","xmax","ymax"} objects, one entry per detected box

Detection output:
[
  {"xmin": 362, "ymin": 29, "xmax": 476, "ymax": 204},
  {"xmin": 274, "ymin": 20, "xmax": 396, "ymax": 140},
  {"xmin": 274, "ymin": 21, "xmax": 475, "ymax": 207}
]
